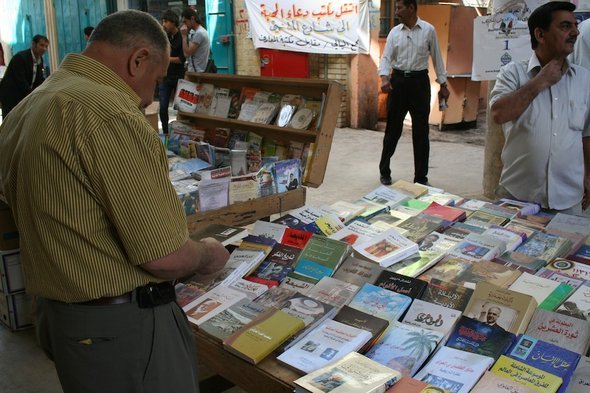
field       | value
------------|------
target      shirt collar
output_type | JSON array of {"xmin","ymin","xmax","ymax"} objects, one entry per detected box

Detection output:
[
  {"xmin": 30, "ymin": 49, "xmax": 41, "ymax": 64},
  {"xmin": 401, "ymin": 17, "xmax": 425, "ymax": 31},
  {"xmin": 59, "ymin": 53, "xmax": 141, "ymax": 108},
  {"xmin": 527, "ymin": 53, "xmax": 576, "ymax": 76}
]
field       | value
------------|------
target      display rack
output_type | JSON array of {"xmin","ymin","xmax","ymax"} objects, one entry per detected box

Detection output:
[{"xmin": 177, "ymin": 73, "xmax": 343, "ymax": 233}]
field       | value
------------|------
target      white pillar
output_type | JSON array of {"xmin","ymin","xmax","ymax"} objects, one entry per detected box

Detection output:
[{"xmin": 43, "ymin": 0, "xmax": 59, "ymax": 73}]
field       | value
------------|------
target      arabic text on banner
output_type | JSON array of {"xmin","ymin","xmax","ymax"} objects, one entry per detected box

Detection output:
[{"xmin": 245, "ymin": 0, "xmax": 370, "ymax": 54}]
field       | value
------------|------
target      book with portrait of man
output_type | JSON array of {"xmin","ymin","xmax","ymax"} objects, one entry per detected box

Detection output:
[
  {"xmin": 273, "ymin": 158, "xmax": 301, "ymax": 194},
  {"xmin": 463, "ymin": 281, "xmax": 537, "ymax": 335}
]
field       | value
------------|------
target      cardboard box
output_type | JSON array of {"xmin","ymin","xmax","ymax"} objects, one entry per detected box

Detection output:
[
  {"xmin": 0, "ymin": 207, "xmax": 19, "ymax": 251},
  {"xmin": 0, "ymin": 250, "xmax": 24, "ymax": 294},
  {"xmin": 0, "ymin": 291, "xmax": 32, "ymax": 330}
]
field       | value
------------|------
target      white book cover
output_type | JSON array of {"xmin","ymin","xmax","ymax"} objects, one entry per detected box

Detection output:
[
  {"xmin": 402, "ymin": 299, "xmax": 462, "ymax": 336},
  {"xmin": 229, "ymin": 278, "xmax": 269, "ymax": 299},
  {"xmin": 362, "ymin": 186, "xmax": 409, "ymax": 208},
  {"xmin": 458, "ymin": 199, "xmax": 488, "ymax": 211},
  {"xmin": 183, "ymin": 285, "xmax": 247, "ymax": 326},
  {"xmin": 290, "ymin": 206, "xmax": 326, "ymax": 225},
  {"xmin": 237, "ymin": 102, "xmax": 260, "ymax": 121},
  {"xmin": 447, "ymin": 233, "xmax": 506, "ymax": 262},
  {"xmin": 326, "ymin": 200, "xmax": 367, "ymax": 223},
  {"xmin": 525, "ymin": 308, "xmax": 590, "ymax": 355},
  {"xmin": 305, "ymin": 276, "xmax": 360, "ymax": 310},
  {"xmin": 556, "ymin": 281, "xmax": 590, "ymax": 321},
  {"xmin": 508, "ymin": 272, "xmax": 561, "ymax": 305},
  {"xmin": 279, "ymin": 275, "xmax": 315, "ymax": 295},
  {"xmin": 173, "ymin": 79, "xmax": 199, "ymax": 112},
  {"xmin": 195, "ymin": 83, "xmax": 215, "ymax": 114},
  {"xmin": 277, "ymin": 319, "xmax": 372, "ymax": 374},
  {"xmin": 198, "ymin": 177, "xmax": 230, "ymax": 212},
  {"xmin": 214, "ymin": 249, "xmax": 266, "ymax": 287},
  {"xmin": 414, "ymin": 346, "xmax": 494, "ymax": 393},
  {"xmin": 568, "ymin": 355, "xmax": 590, "ymax": 393},
  {"xmin": 252, "ymin": 220, "xmax": 287, "ymax": 242},
  {"xmin": 365, "ymin": 321, "xmax": 445, "ymax": 377},
  {"xmin": 329, "ymin": 220, "xmax": 384, "ymax": 246},
  {"xmin": 482, "ymin": 226, "xmax": 524, "ymax": 252},
  {"xmin": 293, "ymin": 352, "xmax": 400, "ymax": 393},
  {"xmin": 353, "ymin": 228, "xmax": 419, "ymax": 268},
  {"xmin": 546, "ymin": 213, "xmax": 590, "ymax": 236}
]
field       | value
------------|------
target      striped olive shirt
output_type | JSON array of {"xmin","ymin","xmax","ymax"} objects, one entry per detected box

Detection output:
[{"xmin": 0, "ymin": 54, "xmax": 188, "ymax": 302}]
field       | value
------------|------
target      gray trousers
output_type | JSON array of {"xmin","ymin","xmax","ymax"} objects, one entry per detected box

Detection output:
[{"xmin": 36, "ymin": 297, "xmax": 199, "ymax": 393}]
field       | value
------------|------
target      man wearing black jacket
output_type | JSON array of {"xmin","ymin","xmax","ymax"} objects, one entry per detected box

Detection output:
[{"xmin": 0, "ymin": 35, "xmax": 49, "ymax": 119}]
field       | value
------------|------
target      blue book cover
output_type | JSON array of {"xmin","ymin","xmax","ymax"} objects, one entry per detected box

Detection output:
[
  {"xmin": 446, "ymin": 315, "xmax": 515, "ymax": 360},
  {"xmin": 273, "ymin": 159, "xmax": 301, "ymax": 193},
  {"xmin": 348, "ymin": 283, "xmax": 412, "ymax": 323},
  {"xmin": 506, "ymin": 334, "xmax": 581, "ymax": 393}
]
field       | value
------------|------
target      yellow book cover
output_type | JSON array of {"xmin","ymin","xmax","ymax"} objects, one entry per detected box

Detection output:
[
  {"xmin": 391, "ymin": 179, "xmax": 428, "ymax": 198},
  {"xmin": 223, "ymin": 309, "xmax": 304, "ymax": 364},
  {"xmin": 491, "ymin": 355, "xmax": 562, "ymax": 393}
]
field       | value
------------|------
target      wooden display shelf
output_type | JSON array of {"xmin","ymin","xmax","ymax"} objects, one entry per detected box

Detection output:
[
  {"xmin": 194, "ymin": 328, "xmax": 298, "ymax": 393},
  {"xmin": 178, "ymin": 72, "xmax": 343, "ymax": 188},
  {"xmin": 186, "ymin": 188, "xmax": 306, "ymax": 234}
]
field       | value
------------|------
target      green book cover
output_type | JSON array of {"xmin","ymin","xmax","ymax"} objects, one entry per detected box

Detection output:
[{"xmin": 538, "ymin": 282, "xmax": 575, "ymax": 311}]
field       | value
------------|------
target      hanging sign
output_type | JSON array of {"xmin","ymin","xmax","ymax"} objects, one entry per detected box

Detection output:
[{"xmin": 244, "ymin": 0, "xmax": 370, "ymax": 54}]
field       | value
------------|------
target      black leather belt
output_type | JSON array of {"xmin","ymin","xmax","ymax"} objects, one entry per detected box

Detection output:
[
  {"xmin": 79, "ymin": 282, "xmax": 176, "ymax": 308},
  {"xmin": 393, "ymin": 69, "xmax": 428, "ymax": 77}
]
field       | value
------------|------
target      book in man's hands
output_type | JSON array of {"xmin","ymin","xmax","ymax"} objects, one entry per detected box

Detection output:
[
  {"xmin": 293, "ymin": 352, "xmax": 400, "ymax": 393},
  {"xmin": 189, "ymin": 223, "xmax": 248, "ymax": 246},
  {"xmin": 223, "ymin": 308, "xmax": 305, "ymax": 364}
]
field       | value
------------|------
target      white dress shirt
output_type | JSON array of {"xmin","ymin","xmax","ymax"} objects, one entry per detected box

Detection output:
[
  {"xmin": 378, "ymin": 18, "xmax": 447, "ymax": 84},
  {"xmin": 490, "ymin": 54, "xmax": 590, "ymax": 210},
  {"xmin": 571, "ymin": 18, "xmax": 590, "ymax": 70}
]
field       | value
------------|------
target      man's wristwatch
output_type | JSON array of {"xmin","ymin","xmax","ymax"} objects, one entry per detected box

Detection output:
[{"xmin": 440, "ymin": 83, "xmax": 447, "ymax": 88}]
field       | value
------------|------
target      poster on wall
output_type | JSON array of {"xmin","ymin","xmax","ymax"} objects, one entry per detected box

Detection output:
[
  {"xmin": 244, "ymin": 0, "xmax": 370, "ymax": 54},
  {"xmin": 471, "ymin": 0, "xmax": 550, "ymax": 81}
]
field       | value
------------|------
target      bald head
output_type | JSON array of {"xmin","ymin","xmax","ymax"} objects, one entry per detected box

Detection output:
[{"xmin": 83, "ymin": 10, "xmax": 170, "ymax": 108}]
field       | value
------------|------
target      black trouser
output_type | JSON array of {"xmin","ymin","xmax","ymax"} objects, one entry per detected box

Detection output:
[
  {"xmin": 158, "ymin": 78, "xmax": 179, "ymax": 135},
  {"xmin": 379, "ymin": 71, "xmax": 431, "ymax": 184}
]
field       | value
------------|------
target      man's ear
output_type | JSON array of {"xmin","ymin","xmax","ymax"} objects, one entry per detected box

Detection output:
[
  {"xmin": 128, "ymin": 47, "xmax": 151, "ymax": 77},
  {"xmin": 534, "ymin": 27, "xmax": 545, "ymax": 44}
]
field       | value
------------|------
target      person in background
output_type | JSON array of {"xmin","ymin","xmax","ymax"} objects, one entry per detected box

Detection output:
[
  {"xmin": 378, "ymin": 0, "xmax": 449, "ymax": 186},
  {"xmin": 159, "ymin": 9, "xmax": 186, "ymax": 135},
  {"xmin": 0, "ymin": 10, "xmax": 229, "ymax": 393},
  {"xmin": 83, "ymin": 26, "xmax": 94, "ymax": 42},
  {"xmin": 0, "ymin": 34, "xmax": 49, "ymax": 119},
  {"xmin": 180, "ymin": 7, "xmax": 210, "ymax": 72},
  {"xmin": 491, "ymin": 1, "xmax": 590, "ymax": 214},
  {"xmin": 571, "ymin": 18, "xmax": 590, "ymax": 69}
]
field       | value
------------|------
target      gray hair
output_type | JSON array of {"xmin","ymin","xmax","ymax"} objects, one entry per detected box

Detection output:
[{"xmin": 89, "ymin": 10, "xmax": 169, "ymax": 58}]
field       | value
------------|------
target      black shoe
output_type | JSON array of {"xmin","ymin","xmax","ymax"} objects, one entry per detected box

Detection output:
[{"xmin": 380, "ymin": 176, "xmax": 392, "ymax": 186}]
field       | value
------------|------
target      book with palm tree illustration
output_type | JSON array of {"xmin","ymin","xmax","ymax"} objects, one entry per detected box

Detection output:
[{"xmin": 364, "ymin": 321, "xmax": 444, "ymax": 378}]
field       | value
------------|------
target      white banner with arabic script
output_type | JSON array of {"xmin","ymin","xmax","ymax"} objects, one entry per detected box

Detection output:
[{"xmin": 245, "ymin": 0, "xmax": 370, "ymax": 54}]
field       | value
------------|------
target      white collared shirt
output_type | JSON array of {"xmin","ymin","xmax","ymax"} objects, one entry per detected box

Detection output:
[
  {"xmin": 490, "ymin": 54, "xmax": 590, "ymax": 210},
  {"xmin": 30, "ymin": 49, "xmax": 42, "ymax": 88},
  {"xmin": 378, "ymin": 18, "xmax": 447, "ymax": 84}
]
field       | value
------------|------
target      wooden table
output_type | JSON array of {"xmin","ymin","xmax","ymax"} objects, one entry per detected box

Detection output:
[{"xmin": 194, "ymin": 328, "xmax": 299, "ymax": 393}]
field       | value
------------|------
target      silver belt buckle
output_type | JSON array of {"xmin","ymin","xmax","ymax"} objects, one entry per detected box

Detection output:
[{"xmin": 404, "ymin": 70, "xmax": 411, "ymax": 77}]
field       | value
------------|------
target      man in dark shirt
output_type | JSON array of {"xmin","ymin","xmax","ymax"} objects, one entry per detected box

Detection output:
[
  {"xmin": 0, "ymin": 35, "xmax": 49, "ymax": 119},
  {"xmin": 159, "ymin": 10, "xmax": 186, "ymax": 135}
]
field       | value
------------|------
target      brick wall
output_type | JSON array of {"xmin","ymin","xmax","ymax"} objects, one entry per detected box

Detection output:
[
  {"xmin": 309, "ymin": 54, "xmax": 350, "ymax": 128},
  {"xmin": 233, "ymin": 0, "xmax": 260, "ymax": 76}
]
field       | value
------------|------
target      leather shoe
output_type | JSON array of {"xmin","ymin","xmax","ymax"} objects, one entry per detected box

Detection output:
[{"xmin": 380, "ymin": 176, "xmax": 392, "ymax": 186}]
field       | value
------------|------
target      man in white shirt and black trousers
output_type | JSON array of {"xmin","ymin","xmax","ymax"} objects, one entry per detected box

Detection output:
[{"xmin": 378, "ymin": 0, "xmax": 449, "ymax": 186}]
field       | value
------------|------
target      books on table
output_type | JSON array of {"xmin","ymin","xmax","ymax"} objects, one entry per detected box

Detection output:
[
  {"xmin": 293, "ymin": 352, "xmax": 400, "ymax": 393},
  {"xmin": 347, "ymin": 283, "xmax": 412, "ymax": 323},
  {"xmin": 276, "ymin": 319, "xmax": 373, "ymax": 374},
  {"xmin": 365, "ymin": 321, "xmax": 445, "ymax": 377},
  {"xmin": 525, "ymin": 308, "xmax": 590, "ymax": 355},
  {"xmin": 401, "ymin": 298, "xmax": 462, "ymax": 336},
  {"xmin": 189, "ymin": 223, "xmax": 248, "ymax": 246},
  {"xmin": 491, "ymin": 355, "xmax": 563, "ymax": 393},
  {"xmin": 413, "ymin": 346, "xmax": 494, "ymax": 393},
  {"xmin": 568, "ymin": 355, "xmax": 590, "ymax": 393},
  {"xmin": 223, "ymin": 308, "xmax": 305, "ymax": 364},
  {"xmin": 373, "ymin": 270, "xmax": 428, "ymax": 299},
  {"xmin": 352, "ymin": 228, "xmax": 419, "ymax": 268},
  {"xmin": 183, "ymin": 285, "xmax": 247, "ymax": 326},
  {"xmin": 331, "ymin": 255, "xmax": 384, "ymax": 287},
  {"xmin": 471, "ymin": 371, "xmax": 538, "ymax": 393},
  {"xmin": 332, "ymin": 305, "xmax": 389, "ymax": 354},
  {"xmin": 555, "ymin": 281, "xmax": 590, "ymax": 322},
  {"xmin": 463, "ymin": 281, "xmax": 538, "ymax": 335},
  {"xmin": 420, "ymin": 278, "xmax": 474, "ymax": 312}
]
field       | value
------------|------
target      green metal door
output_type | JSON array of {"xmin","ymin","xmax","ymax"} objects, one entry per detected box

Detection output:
[{"xmin": 205, "ymin": 0, "xmax": 234, "ymax": 74}]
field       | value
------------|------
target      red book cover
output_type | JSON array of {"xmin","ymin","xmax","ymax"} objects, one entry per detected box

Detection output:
[{"xmin": 281, "ymin": 228, "xmax": 313, "ymax": 249}]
